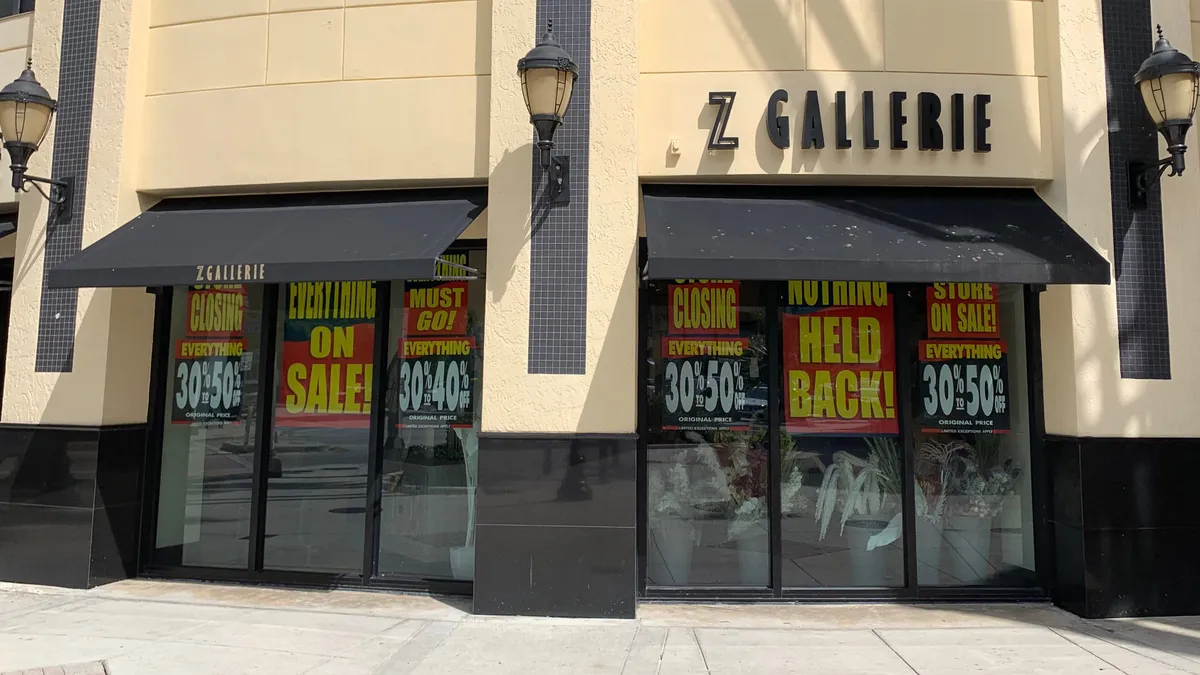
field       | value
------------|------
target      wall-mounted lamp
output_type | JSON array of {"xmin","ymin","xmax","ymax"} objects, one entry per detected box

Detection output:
[
  {"xmin": 517, "ymin": 20, "xmax": 578, "ymax": 205},
  {"xmin": 1131, "ymin": 26, "xmax": 1200, "ymax": 207}
]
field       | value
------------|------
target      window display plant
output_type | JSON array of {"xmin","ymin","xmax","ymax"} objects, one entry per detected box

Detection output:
[
  {"xmin": 813, "ymin": 437, "xmax": 901, "ymax": 541},
  {"xmin": 945, "ymin": 456, "xmax": 1021, "ymax": 518}
]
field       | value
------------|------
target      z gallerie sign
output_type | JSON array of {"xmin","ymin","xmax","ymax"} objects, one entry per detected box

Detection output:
[{"xmin": 706, "ymin": 90, "xmax": 993, "ymax": 153}]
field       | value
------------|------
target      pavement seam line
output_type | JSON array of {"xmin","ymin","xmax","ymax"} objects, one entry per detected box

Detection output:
[
  {"xmin": 655, "ymin": 626, "xmax": 668, "ymax": 675},
  {"xmin": 294, "ymin": 618, "xmax": 410, "ymax": 675},
  {"xmin": 371, "ymin": 620, "xmax": 459, "ymax": 675},
  {"xmin": 616, "ymin": 623, "xmax": 640, "ymax": 675},
  {"xmin": 1049, "ymin": 626, "xmax": 1150, "ymax": 675},
  {"xmin": 690, "ymin": 628, "xmax": 713, "ymax": 675},
  {"xmin": 870, "ymin": 629, "xmax": 921, "ymax": 675},
  {"xmin": 1063, "ymin": 623, "xmax": 1197, "ymax": 672}
]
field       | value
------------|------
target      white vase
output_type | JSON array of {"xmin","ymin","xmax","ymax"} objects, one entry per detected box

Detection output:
[
  {"xmin": 916, "ymin": 518, "xmax": 944, "ymax": 585},
  {"xmin": 450, "ymin": 545, "xmax": 474, "ymax": 581},
  {"xmin": 737, "ymin": 545, "xmax": 769, "ymax": 587},
  {"xmin": 844, "ymin": 519, "xmax": 891, "ymax": 586},
  {"xmin": 997, "ymin": 496, "xmax": 1024, "ymax": 567},
  {"xmin": 648, "ymin": 518, "xmax": 695, "ymax": 585},
  {"xmin": 944, "ymin": 515, "xmax": 993, "ymax": 584}
]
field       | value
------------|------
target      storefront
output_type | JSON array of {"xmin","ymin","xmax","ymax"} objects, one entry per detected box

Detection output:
[{"xmin": 4, "ymin": 0, "xmax": 1200, "ymax": 622}]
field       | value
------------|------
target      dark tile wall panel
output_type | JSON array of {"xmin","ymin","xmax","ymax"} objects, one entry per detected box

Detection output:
[
  {"xmin": 1046, "ymin": 435, "xmax": 1200, "ymax": 618},
  {"xmin": 527, "ymin": 0, "xmax": 590, "ymax": 374},
  {"xmin": 36, "ymin": 0, "xmax": 102, "ymax": 372},
  {"xmin": 1100, "ymin": 0, "xmax": 1171, "ymax": 379},
  {"xmin": 0, "ymin": 423, "xmax": 147, "ymax": 589},
  {"xmin": 474, "ymin": 434, "xmax": 636, "ymax": 618}
]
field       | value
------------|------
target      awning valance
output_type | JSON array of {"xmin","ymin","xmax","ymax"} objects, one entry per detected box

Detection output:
[
  {"xmin": 47, "ymin": 188, "xmax": 486, "ymax": 288},
  {"xmin": 642, "ymin": 185, "xmax": 1110, "ymax": 285}
]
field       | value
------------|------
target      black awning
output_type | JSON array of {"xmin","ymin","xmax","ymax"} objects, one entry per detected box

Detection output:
[
  {"xmin": 47, "ymin": 188, "xmax": 486, "ymax": 288},
  {"xmin": 642, "ymin": 185, "xmax": 1111, "ymax": 284}
]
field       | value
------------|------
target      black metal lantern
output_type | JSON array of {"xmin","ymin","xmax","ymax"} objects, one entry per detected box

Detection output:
[
  {"xmin": 1131, "ymin": 26, "xmax": 1200, "ymax": 206},
  {"xmin": 517, "ymin": 20, "xmax": 578, "ymax": 203}
]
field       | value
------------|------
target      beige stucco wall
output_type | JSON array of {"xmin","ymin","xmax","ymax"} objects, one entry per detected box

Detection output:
[
  {"xmin": 139, "ymin": 0, "xmax": 492, "ymax": 193},
  {"xmin": 6, "ymin": 0, "xmax": 1200, "ymax": 439},
  {"xmin": 0, "ymin": 12, "xmax": 33, "ymax": 211},
  {"xmin": 479, "ymin": 0, "xmax": 640, "ymax": 434},
  {"xmin": 2, "ymin": 0, "xmax": 155, "ymax": 425}
]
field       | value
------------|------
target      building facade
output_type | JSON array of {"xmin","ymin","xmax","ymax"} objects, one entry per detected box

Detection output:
[{"xmin": 0, "ymin": 0, "xmax": 1197, "ymax": 620}]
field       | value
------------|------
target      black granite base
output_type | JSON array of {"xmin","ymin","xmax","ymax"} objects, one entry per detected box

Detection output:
[
  {"xmin": 473, "ymin": 433, "xmax": 636, "ymax": 618},
  {"xmin": 1046, "ymin": 436, "xmax": 1200, "ymax": 618},
  {"xmin": 0, "ymin": 423, "xmax": 147, "ymax": 588}
]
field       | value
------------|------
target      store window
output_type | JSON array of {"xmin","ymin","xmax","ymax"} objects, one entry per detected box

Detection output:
[
  {"xmin": 641, "ymin": 279, "xmax": 1038, "ymax": 592},
  {"xmin": 155, "ymin": 285, "xmax": 262, "ymax": 568},
  {"xmin": 779, "ymin": 281, "xmax": 904, "ymax": 587},
  {"xmin": 645, "ymin": 280, "xmax": 770, "ymax": 587},
  {"xmin": 908, "ymin": 283, "xmax": 1035, "ymax": 586},
  {"xmin": 265, "ymin": 281, "xmax": 376, "ymax": 574},
  {"xmin": 379, "ymin": 251, "xmax": 485, "ymax": 581}
]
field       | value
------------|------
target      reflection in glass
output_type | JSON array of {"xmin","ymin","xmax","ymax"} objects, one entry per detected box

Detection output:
[
  {"xmin": 780, "ymin": 434, "xmax": 904, "ymax": 587},
  {"xmin": 913, "ymin": 284, "xmax": 1035, "ymax": 586},
  {"xmin": 155, "ymin": 285, "xmax": 262, "ymax": 568},
  {"xmin": 645, "ymin": 281, "xmax": 769, "ymax": 586},
  {"xmin": 264, "ymin": 281, "xmax": 374, "ymax": 574},
  {"xmin": 378, "ymin": 250, "xmax": 485, "ymax": 581}
]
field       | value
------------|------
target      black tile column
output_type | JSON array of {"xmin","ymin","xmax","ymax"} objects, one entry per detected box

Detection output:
[
  {"xmin": 35, "ymin": 0, "xmax": 103, "ymax": 372},
  {"xmin": 527, "ymin": 0, "xmax": 590, "ymax": 375},
  {"xmin": 0, "ymin": 423, "xmax": 147, "ymax": 588},
  {"xmin": 473, "ymin": 433, "xmax": 636, "ymax": 618},
  {"xmin": 1046, "ymin": 435, "xmax": 1200, "ymax": 617},
  {"xmin": 1099, "ymin": 0, "xmax": 1171, "ymax": 379}
]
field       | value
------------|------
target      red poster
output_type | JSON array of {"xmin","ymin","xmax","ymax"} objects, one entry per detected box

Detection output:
[
  {"xmin": 667, "ymin": 280, "xmax": 740, "ymax": 335},
  {"xmin": 185, "ymin": 285, "xmax": 246, "ymax": 338},
  {"xmin": 781, "ymin": 300, "xmax": 898, "ymax": 435},
  {"xmin": 926, "ymin": 283, "xmax": 1000, "ymax": 339},
  {"xmin": 276, "ymin": 282, "xmax": 377, "ymax": 429},
  {"xmin": 404, "ymin": 281, "xmax": 469, "ymax": 336}
]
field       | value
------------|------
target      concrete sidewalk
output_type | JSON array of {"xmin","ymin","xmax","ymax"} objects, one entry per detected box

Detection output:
[{"xmin": 2, "ymin": 581, "xmax": 1200, "ymax": 674}]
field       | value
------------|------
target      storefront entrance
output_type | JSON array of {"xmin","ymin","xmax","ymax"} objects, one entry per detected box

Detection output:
[{"xmin": 640, "ymin": 280, "xmax": 1042, "ymax": 597}]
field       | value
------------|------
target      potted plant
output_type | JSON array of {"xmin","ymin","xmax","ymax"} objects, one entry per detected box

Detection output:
[
  {"xmin": 647, "ymin": 456, "xmax": 700, "ymax": 585},
  {"xmin": 942, "ymin": 455, "xmax": 1020, "ymax": 584},
  {"xmin": 720, "ymin": 443, "xmax": 770, "ymax": 586}
]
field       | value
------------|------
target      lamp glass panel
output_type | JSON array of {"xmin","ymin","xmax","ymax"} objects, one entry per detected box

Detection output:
[
  {"xmin": 523, "ymin": 67, "xmax": 563, "ymax": 117},
  {"xmin": 1141, "ymin": 72, "xmax": 1198, "ymax": 125},
  {"xmin": 1, "ymin": 100, "xmax": 51, "ymax": 146},
  {"xmin": 554, "ymin": 71, "xmax": 574, "ymax": 118}
]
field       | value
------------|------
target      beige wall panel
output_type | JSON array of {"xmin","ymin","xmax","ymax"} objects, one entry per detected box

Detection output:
[
  {"xmin": 0, "ymin": 12, "xmax": 32, "ymax": 51},
  {"xmin": 4, "ymin": 0, "xmax": 156, "ymax": 426},
  {"xmin": 343, "ymin": 0, "xmax": 489, "ymax": 80},
  {"xmin": 640, "ymin": 0, "xmax": 803, "ymax": 73},
  {"xmin": 140, "ymin": 76, "xmax": 488, "ymax": 191},
  {"xmin": 1193, "ymin": 22, "xmax": 1200, "ymax": 56},
  {"xmin": 460, "ymin": 207, "xmax": 487, "ymax": 238},
  {"xmin": 267, "ymin": 9, "xmax": 343, "ymax": 84},
  {"xmin": 481, "ymin": 0, "xmax": 535, "ymax": 433},
  {"xmin": 346, "ymin": 0, "xmax": 465, "ymax": 5},
  {"xmin": 884, "ymin": 0, "xmax": 1046, "ymax": 76},
  {"xmin": 1192, "ymin": 0, "xmax": 1200, "ymax": 19},
  {"xmin": 151, "ymin": 0, "xmax": 268, "ymax": 28},
  {"xmin": 481, "ymin": 0, "xmax": 638, "ymax": 433},
  {"xmin": 640, "ymin": 71, "xmax": 1048, "ymax": 180},
  {"xmin": 0, "ymin": 43, "xmax": 26, "ymax": 211},
  {"xmin": 806, "ymin": 0, "xmax": 884, "ymax": 72},
  {"xmin": 147, "ymin": 16, "xmax": 268, "ymax": 95},
  {"xmin": 271, "ymin": 0, "xmax": 343, "ymax": 12}
]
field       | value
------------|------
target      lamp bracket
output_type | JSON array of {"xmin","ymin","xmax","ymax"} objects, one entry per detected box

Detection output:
[
  {"xmin": 547, "ymin": 155, "xmax": 569, "ymax": 204},
  {"xmin": 1130, "ymin": 158, "xmax": 1177, "ymax": 208},
  {"xmin": 21, "ymin": 174, "xmax": 71, "ymax": 217}
]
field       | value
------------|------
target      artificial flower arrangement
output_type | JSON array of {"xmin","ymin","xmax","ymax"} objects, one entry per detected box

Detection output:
[{"xmin": 813, "ymin": 437, "xmax": 902, "ymax": 540}]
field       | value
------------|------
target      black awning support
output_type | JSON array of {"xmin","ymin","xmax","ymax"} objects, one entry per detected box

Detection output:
[
  {"xmin": 641, "ymin": 185, "xmax": 1111, "ymax": 285},
  {"xmin": 433, "ymin": 256, "xmax": 481, "ymax": 281},
  {"xmin": 47, "ymin": 188, "xmax": 487, "ymax": 288}
]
